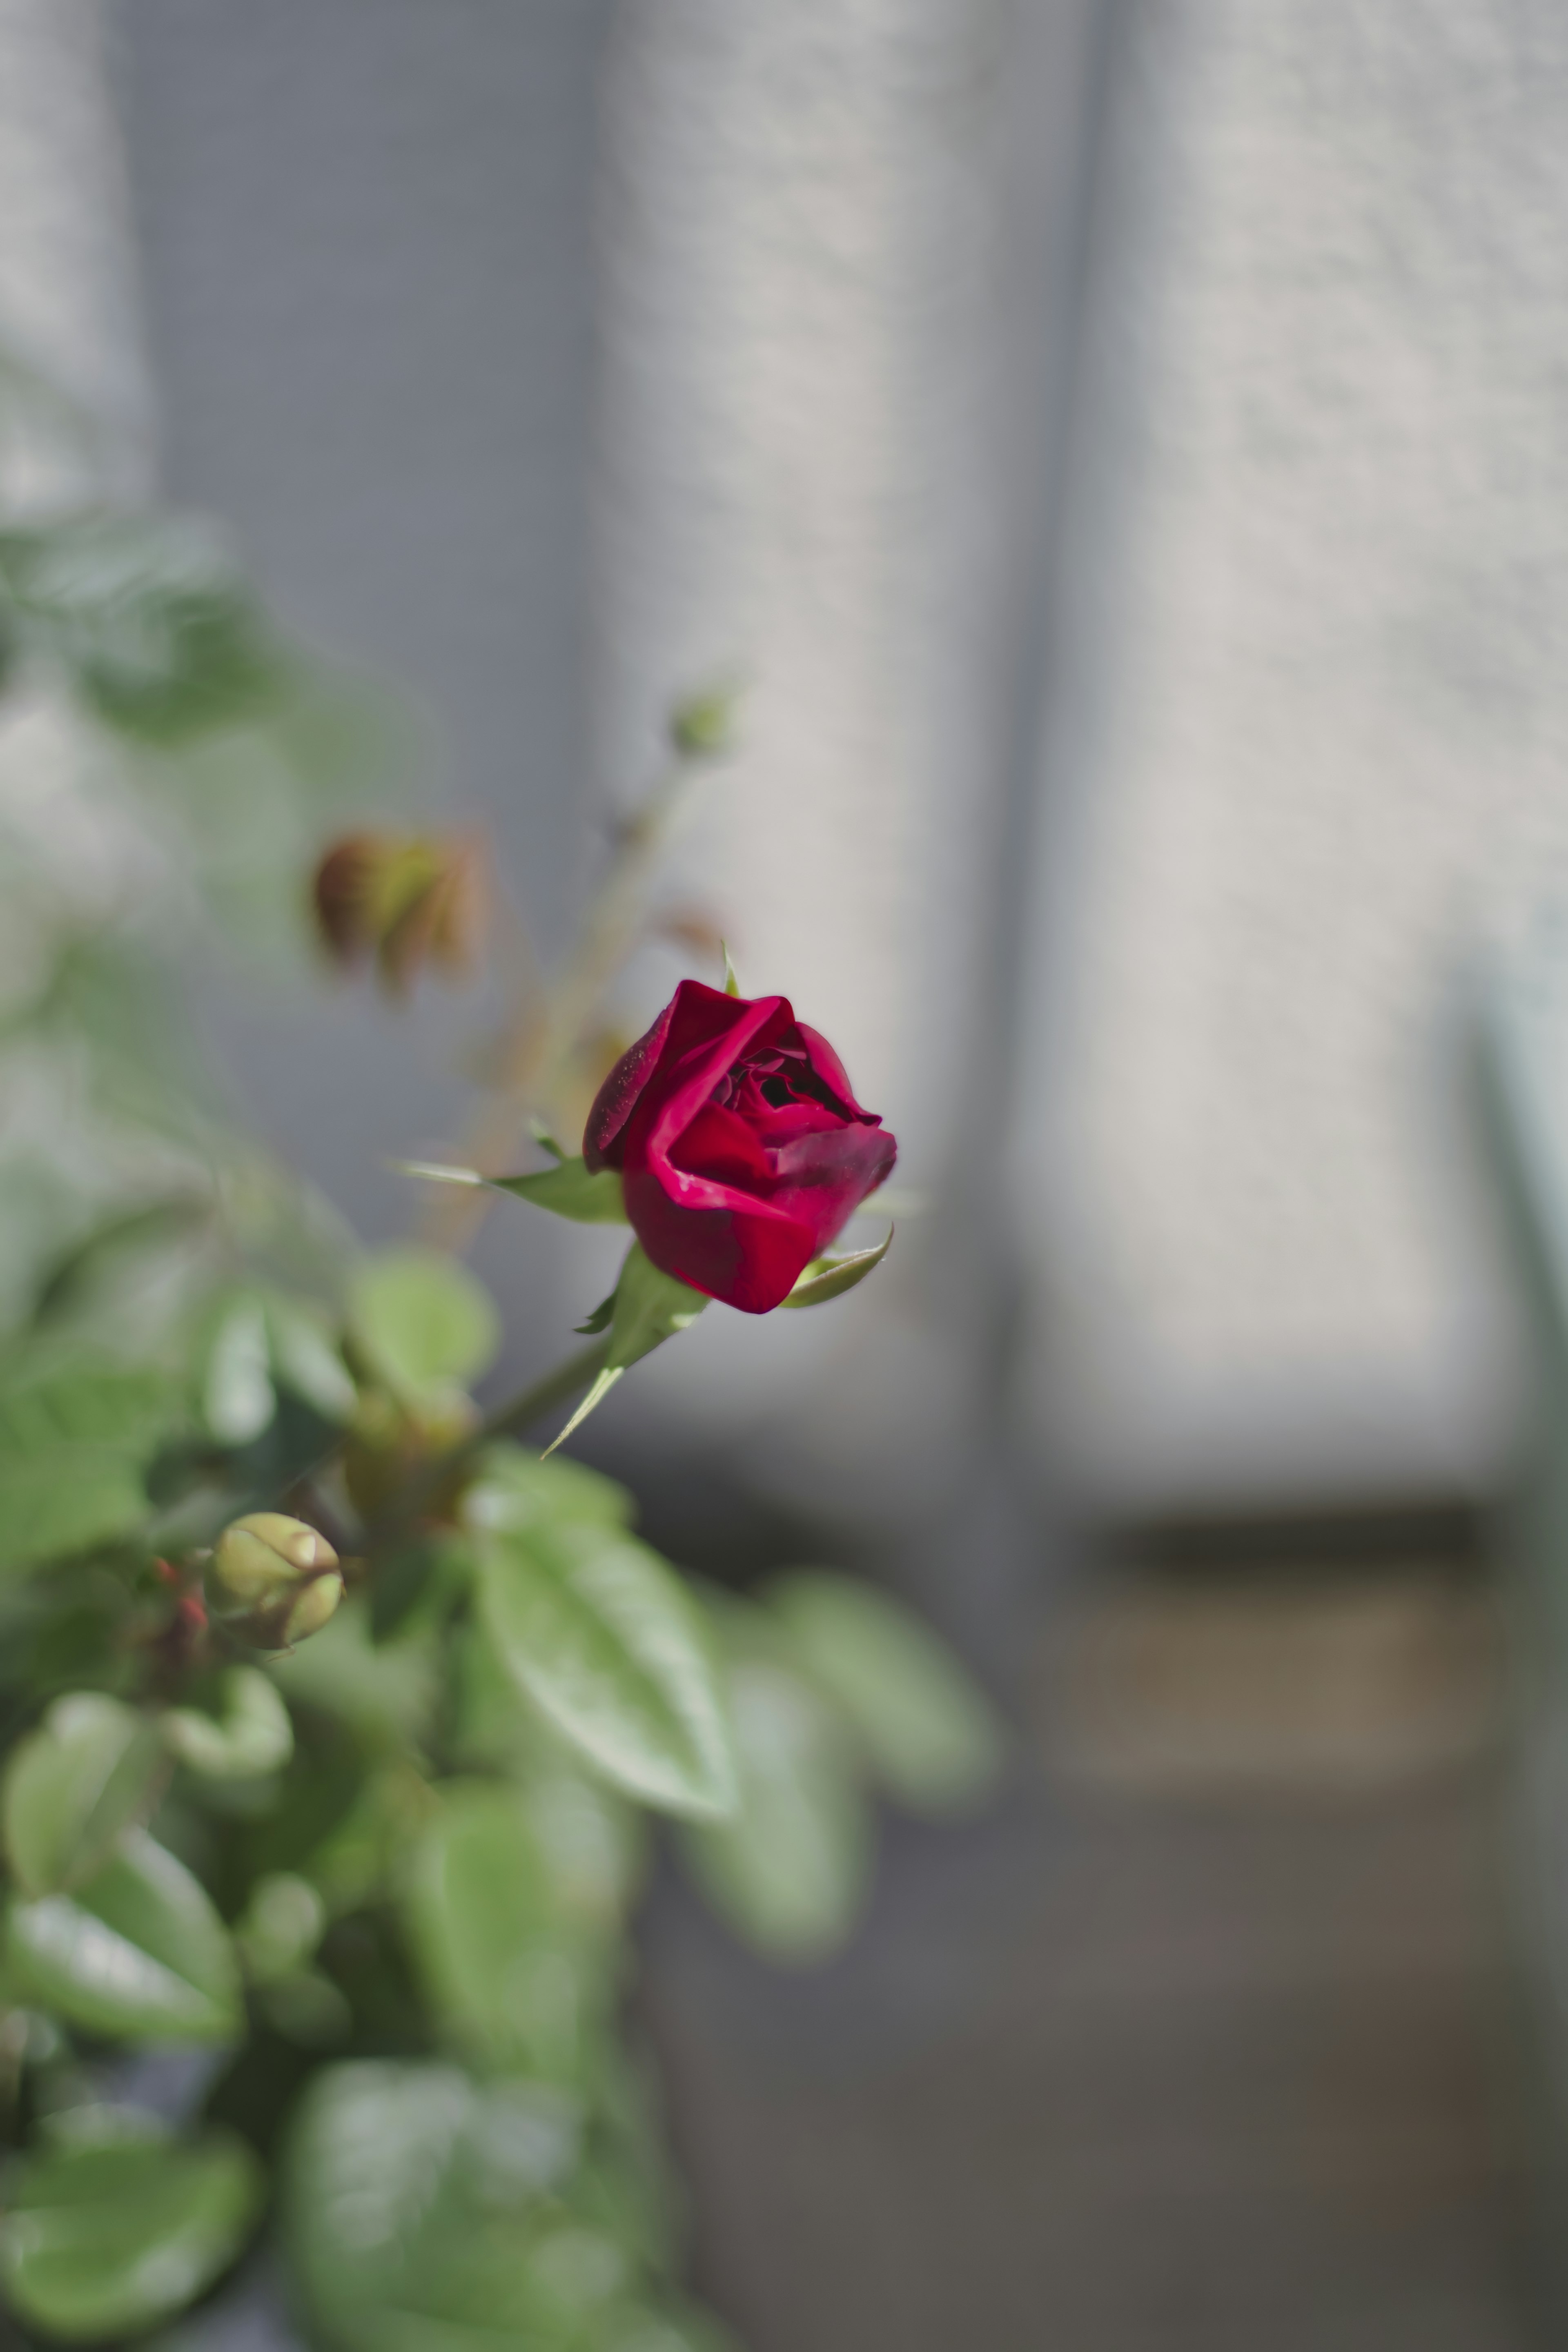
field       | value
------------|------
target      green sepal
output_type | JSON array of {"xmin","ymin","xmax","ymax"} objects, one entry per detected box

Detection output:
[
  {"xmin": 574, "ymin": 1290, "xmax": 617, "ymax": 1337},
  {"xmin": 399, "ymin": 1156, "xmax": 628, "ymax": 1225},
  {"xmin": 545, "ymin": 1245, "xmax": 707, "ymax": 1458},
  {"xmin": 541, "ymin": 1368, "xmax": 624, "ymax": 1460},
  {"xmin": 780, "ymin": 1225, "xmax": 893, "ymax": 1308},
  {"xmin": 604, "ymin": 1245, "xmax": 708, "ymax": 1371},
  {"xmin": 720, "ymin": 938, "xmax": 740, "ymax": 996}
]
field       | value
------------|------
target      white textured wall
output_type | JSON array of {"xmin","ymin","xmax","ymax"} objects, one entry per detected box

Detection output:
[
  {"xmin": 0, "ymin": 0, "xmax": 169, "ymax": 1316},
  {"xmin": 587, "ymin": 0, "xmax": 1094, "ymax": 1501},
  {"xmin": 1014, "ymin": 0, "xmax": 1568, "ymax": 1512},
  {"xmin": 0, "ymin": 0, "xmax": 149, "ymax": 506}
]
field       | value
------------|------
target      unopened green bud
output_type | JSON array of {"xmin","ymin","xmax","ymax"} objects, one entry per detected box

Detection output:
[
  {"xmin": 212, "ymin": 1513, "xmax": 338, "ymax": 1607},
  {"xmin": 669, "ymin": 683, "xmax": 739, "ymax": 761},
  {"xmin": 281, "ymin": 1570, "xmax": 345, "ymax": 1648}
]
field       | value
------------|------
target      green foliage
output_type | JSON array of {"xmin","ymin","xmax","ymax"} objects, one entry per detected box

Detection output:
[
  {"xmin": 5, "ymin": 1829, "xmax": 243, "ymax": 2041},
  {"xmin": 350, "ymin": 1245, "xmax": 501, "ymax": 1402},
  {"xmin": 0, "ymin": 1361, "xmax": 178, "ymax": 1575},
  {"xmin": 401, "ymin": 1779, "xmax": 615, "ymax": 2076},
  {"xmin": 464, "ymin": 1441, "xmax": 636, "ymax": 1538},
  {"xmin": 4, "ymin": 1693, "xmax": 167, "ymax": 1895},
  {"xmin": 477, "ymin": 1522, "xmax": 737, "ymax": 1820},
  {"xmin": 234, "ymin": 1868, "xmax": 325, "ymax": 1984},
  {"xmin": 0, "ymin": 2121, "xmax": 263, "ymax": 2342},
  {"xmin": 0, "ymin": 352, "xmax": 1002, "ymax": 2350},
  {"xmin": 163, "ymin": 1664, "xmax": 294, "ymax": 1779},
  {"xmin": 0, "ymin": 512, "xmax": 281, "ymax": 742},
  {"xmin": 682, "ymin": 1659, "xmax": 870, "ymax": 1963},
  {"xmin": 286, "ymin": 2061, "xmax": 617, "ymax": 2352},
  {"xmin": 768, "ymin": 1571, "xmax": 1004, "ymax": 1813},
  {"xmin": 198, "ymin": 1287, "xmax": 357, "ymax": 1447}
]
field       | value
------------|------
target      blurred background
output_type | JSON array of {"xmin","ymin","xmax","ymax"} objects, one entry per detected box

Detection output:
[{"xmin": 13, "ymin": 0, "xmax": 1568, "ymax": 2343}]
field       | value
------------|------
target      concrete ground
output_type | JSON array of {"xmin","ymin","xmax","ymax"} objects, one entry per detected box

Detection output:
[{"xmin": 639, "ymin": 1555, "xmax": 1542, "ymax": 2352}]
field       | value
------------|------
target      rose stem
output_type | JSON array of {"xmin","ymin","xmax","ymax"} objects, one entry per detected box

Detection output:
[
  {"xmin": 418, "ymin": 750, "xmax": 709, "ymax": 1251},
  {"xmin": 367, "ymin": 1337, "xmax": 610, "ymax": 1548}
]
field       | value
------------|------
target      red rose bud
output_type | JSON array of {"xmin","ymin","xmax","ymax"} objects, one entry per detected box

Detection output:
[{"xmin": 583, "ymin": 980, "xmax": 896, "ymax": 1314}]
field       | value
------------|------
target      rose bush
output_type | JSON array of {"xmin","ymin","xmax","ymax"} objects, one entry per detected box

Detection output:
[
  {"xmin": 584, "ymin": 979, "xmax": 897, "ymax": 1314},
  {"xmin": 0, "ymin": 340, "xmax": 1000, "ymax": 2352}
]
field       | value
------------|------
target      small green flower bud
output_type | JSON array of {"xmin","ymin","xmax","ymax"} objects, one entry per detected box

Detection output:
[
  {"xmin": 281, "ymin": 1570, "xmax": 345, "ymax": 1648},
  {"xmin": 669, "ymin": 683, "xmax": 738, "ymax": 761},
  {"xmin": 212, "ymin": 1513, "xmax": 338, "ymax": 1607}
]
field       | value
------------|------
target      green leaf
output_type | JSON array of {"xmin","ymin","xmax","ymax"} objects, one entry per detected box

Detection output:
[
  {"xmin": 4, "ymin": 1694, "xmax": 168, "ymax": 1895},
  {"xmin": 200, "ymin": 1291, "xmax": 275, "ymax": 1445},
  {"xmin": 525, "ymin": 1768, "xmax": 644, "ymax": 1936},
  {"xmin": 6, "ymin": 1828, "xmax": 243, "ymax": 2041},
  {"xmin": 462, "ymin": 1442, "xmax": 635, "ymax": 1537},
  {"xmin": 367, "ymin": 1536, "xmax": 444, "ymax": 1643},
  {"xmin": 402, "ymin": 1781, "xmax": 598, "ymax": 2073},
  {"xmin": 0, "ymin": 1361, "xmax": 177, "ymax": 1575},
  {"xmin": 265, "ymin": 1292, "xmax": 357, "ymax": 1421},
  {"xmin": 284, "ymin": 2060, "xmax": 592, "ymax": 2352},
  {"xmin": 477, "ymin": 1522, "xmax": 737, "ymax": 1820},
  {"xmin": 543, "ymin": 1245, "xmax": 707, "ymax": 1459},
  {"xmin": 681, "ymin": 1659, "xmax": 870, "ymax": 1962},
  {"xmin": 780, "ymin": 1226, "xmax": 893, "ymax": 1308},
  {"xmin": 0, "ymin": 1454, "xmax": 148, "ymax": 1579},
  {"xmin": 0, "ymin": 512, "xmax": 281, "ymax": 742},
  {"xmin": 399, "ymin": 1155, "xmax": 628, "ymax": 1224},
  {"xmin": 234, "ymin": 1869, "xmax": 325, "ymax": 1984},
  {"xmin": 349, "ymin": 1246, "xmax": 499, "ymax": 1400},
  {"xmin": 0, "ymin": 2125, "xmax": 263, "ymax": 2342},
  {"xmin": 162, "ymin": 1665, "xmax": 294, "ymax": 1780},
  {"xmin": 769, "ymin": 1571, "xmax": 1004, "ymax": 1814},
  {"xmin": 268, "ymin": 1595, "xmax": 439, "ymax": 1759},
  {"xmin": 30, "ymin": 1198, "xmax": 211, "ymax": 1335}
]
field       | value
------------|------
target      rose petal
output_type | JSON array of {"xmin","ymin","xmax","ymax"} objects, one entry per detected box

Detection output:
[
  {"xmin": 623, "ymin": 1167, "xmax": 818, "ymax": 1314},
  {"xmin": 796, "ymin": 1022, "xmax": 878, "ymax": 1121}
]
